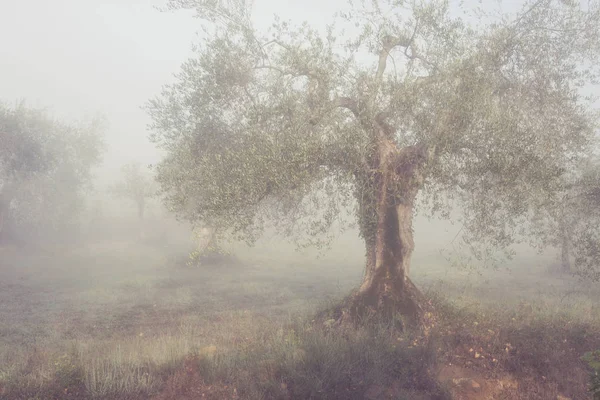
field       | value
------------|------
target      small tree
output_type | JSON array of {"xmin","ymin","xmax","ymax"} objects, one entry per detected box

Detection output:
[
  {"xmin": 561, "ymin": 158, "xmax": 600, "ymax": 280},
  {"xmin": 572, "ymin": 159, "xmax": 600, "ymax": 282},
  {"xmin": 529, "ymin": 155, "xmax": 600, "ymax": 280},
  {"xmin": 0, "ymin": 102, "xmax": 105, "ymax": 244},
  {"xmin": 112, "ymin": 162, "xmax": 157, "ymax": 222},
  {"xmin": 149, "ymin": 0, "xmax": 600, "ymax": 325}
]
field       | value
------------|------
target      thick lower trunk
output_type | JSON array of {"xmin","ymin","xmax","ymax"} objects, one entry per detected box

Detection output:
[
  {"xmin": 353, "ymin": 204, "xmax": 422, "ymax": 318},
  {"xmin": 342, "ymin": 142, "xmax": 434, "ymax": 329},
  {"xmin": 345, "ymin": 204, "xmax": 433, "ymax": 328}
]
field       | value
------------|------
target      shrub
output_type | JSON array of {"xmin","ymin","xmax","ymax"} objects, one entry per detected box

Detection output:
[{"xmin": 583, "ymin": 350, "xmax": 600, "ymax": 399}]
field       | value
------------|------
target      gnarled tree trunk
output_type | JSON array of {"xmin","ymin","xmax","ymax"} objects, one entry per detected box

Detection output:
[{"xmin": 342, "ymin": 136, "xmax": 435, "ymax": 329}]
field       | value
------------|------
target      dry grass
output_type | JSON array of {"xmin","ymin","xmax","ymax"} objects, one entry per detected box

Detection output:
[
  {"xmin": 1, "ymin": 240, "xmax": 600, "ymax": 399},
  {"xmin": 154, "ymin": 318, "xmax": 449, "ymax": 400}
]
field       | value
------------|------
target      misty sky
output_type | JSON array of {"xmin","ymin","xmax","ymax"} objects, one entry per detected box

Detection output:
[
  {"xmin": 0, "ymin": 0, "xmax": 558, "ymax": 255},
  {"xmin": 1, "ymin": 0, "xmax": 559, "ymax": 191},
  {"xmin": 0, "ymin": 0, "xmax": 350, "ymax": 183},
  {"xmin": 0, "ymin": 0, "xmax": 528, "ymax": 171}
]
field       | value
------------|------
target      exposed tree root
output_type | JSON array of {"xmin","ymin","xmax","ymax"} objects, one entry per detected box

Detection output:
[{"xmin": 317, "ymin": 277, "xmax": 436, "ymax": 334}]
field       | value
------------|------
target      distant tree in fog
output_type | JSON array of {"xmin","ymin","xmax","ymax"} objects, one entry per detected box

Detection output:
[
  {"xmin": 0, "ymin": 102, "xmax": 105, "ymax": 244},
  {"xmin": 111, "ymin": 162, "xmax": 157, "ymax": 222},
  {"xmin": 148, "ymin": 0, "xmax": 600, "ymax": 326},
  {"xmin": 531, "ymin": 156, "xmax": 600, "ymax": 280}
]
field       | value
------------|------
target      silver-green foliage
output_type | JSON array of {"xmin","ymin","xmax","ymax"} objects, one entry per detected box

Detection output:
[
  {"xmin": 148, "ymin": 0, "xmax": 600, "ymax": 270},
  {"xmin": 0, "ymin": 102, "xmax": 105, "ymax": 240},
  {"xmin": 532, "ymin": 155, "xmax": 600, "ymax": 280}
]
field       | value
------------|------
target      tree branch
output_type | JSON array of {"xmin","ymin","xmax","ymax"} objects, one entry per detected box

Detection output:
[
  {"xmin": 375, "ymin": 35, "xmax": 412, "ymax": 86},
  {"xmin": 254, "ymin": 64, "xmax": 319, "ymax": 80},
  {"xmin": 335, "ymin": 97, "xmax": 360, "ymax": 117},
  {"xmin": 262, "ymin": 39, "xmax": 292, "ymax": 52},
  {"xmin": 403, "ymin": 18, "xmax": 420, "ymax": 59},
  {"xmin": 375, "ymin": 111, "xmax": 395, "ymax": 138},
  {"xmin": 253, "ymin": 64, "xmax": 291, "ymax": 75}
]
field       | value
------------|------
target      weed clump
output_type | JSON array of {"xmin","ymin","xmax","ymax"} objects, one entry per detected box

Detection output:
[
  {"xmin": 160, "ymin": 317, "xmax": 449, "ymax": 400},
  {"xmin": 583, "ymin": 350, "xmax": 600, "ymax": 399}
]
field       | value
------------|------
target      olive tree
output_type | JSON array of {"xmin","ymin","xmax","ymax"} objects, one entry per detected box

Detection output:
[
  {"xmin": 148, "ymin": 0, "xmax": 600, "ymax": 325},
  {"xmin": 112, "ymin": 162, "xmax": 157, "ymax": 222},
  {"xmin": 531, "ymin": 155, "xmax": 600, "ymax": 280},
  {"xmin": 0, "ymin": 103, "xmax": 105, "ymax": 244},
  {"xmin": 571, "ymin": 158, "xmax": 600, "ymax": 282}
]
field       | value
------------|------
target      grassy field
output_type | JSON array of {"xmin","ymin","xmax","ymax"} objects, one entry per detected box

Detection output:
[{"xmin": 1, "ymin": 232, "xmax": 599, "ymax": 399}]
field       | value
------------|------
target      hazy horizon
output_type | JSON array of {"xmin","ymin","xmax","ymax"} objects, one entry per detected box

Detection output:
[
  {"xmin": 0, "ymin": 0, "xmax": 532, "ymax": 185},
  {"xmin": 0, "ymin": 0, "xmax": 577, "ymax": 265}
]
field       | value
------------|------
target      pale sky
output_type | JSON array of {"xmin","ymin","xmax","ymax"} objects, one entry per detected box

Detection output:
[
  {"xmin": 0, "ymin": 0, "xmax": 350, "ymax": 182},
  {"xmin": 0, "ymin": 0, "xmax": 542, "ymax": 252},
  {"xmin": 0, "ymin": 0, "xmax": 539, "ymax": 186}
]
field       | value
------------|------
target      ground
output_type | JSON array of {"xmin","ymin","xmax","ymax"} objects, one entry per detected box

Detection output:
[{"xmin": 0, "ymin": 236, "xmax": 599, "ymax": 399}]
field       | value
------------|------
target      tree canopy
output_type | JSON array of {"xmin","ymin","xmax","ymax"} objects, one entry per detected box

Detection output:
[
  {"xmin": 529, "ymin": 153, "xmax": 600, "ymax": 280},
  {"xmin": 148, "ymin": 0, "xmax": 600, "ymax": 293},
  {"xmin": 0, "ymin": 103, "xmax": 105, "ymax": 243}
]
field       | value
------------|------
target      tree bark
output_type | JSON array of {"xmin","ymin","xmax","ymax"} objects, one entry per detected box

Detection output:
[{"xmin": 341, "ymin": 139, "xmax": 435, "ymax": 329}]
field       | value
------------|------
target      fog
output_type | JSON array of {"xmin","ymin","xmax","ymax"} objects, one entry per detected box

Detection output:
[
  {"xmin": 2, "ymin": 1, "xmax": 599, "ymax": 399},
  {"xmin": 0, "ymin": 0, "xmax": 531, "ymax": 246},
  {"xmin": 0, "ymin": 0, "xmax": 364, "ymax": 173},
  {"xmin": 0, "ymin": 0, "xmax": 475, "ymax": 257}
]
